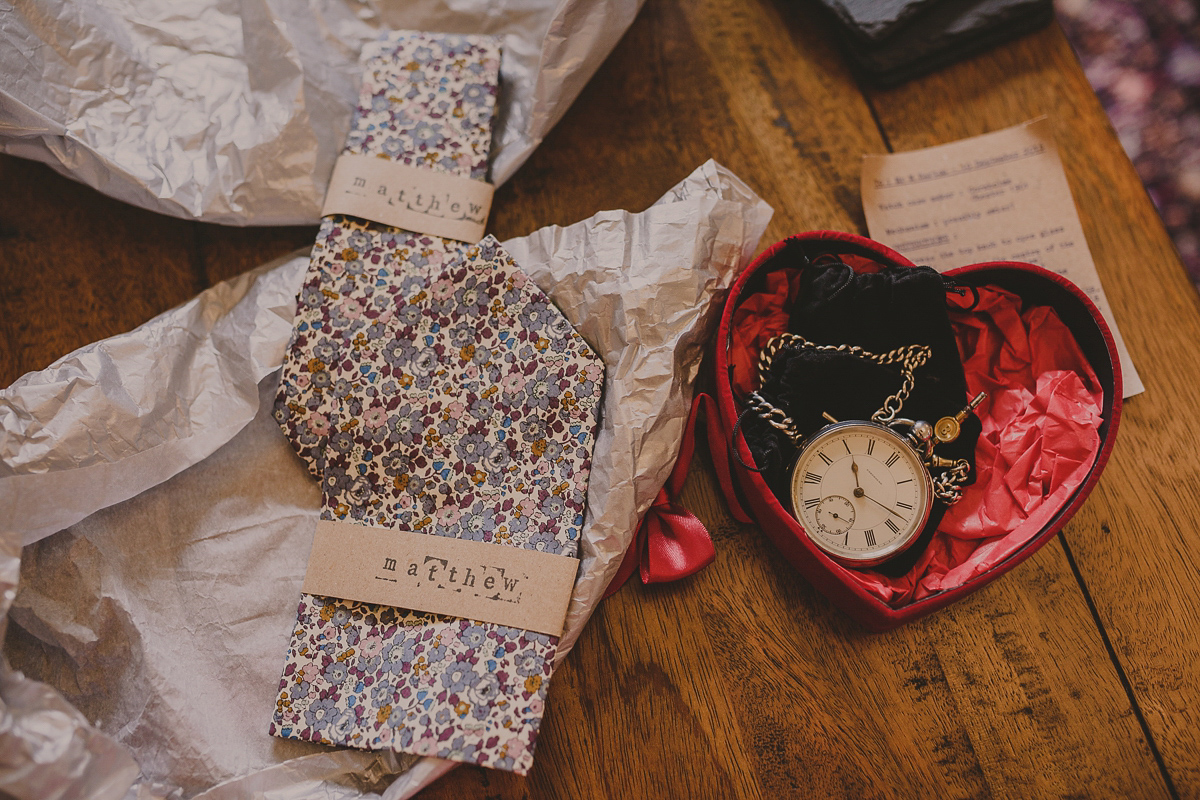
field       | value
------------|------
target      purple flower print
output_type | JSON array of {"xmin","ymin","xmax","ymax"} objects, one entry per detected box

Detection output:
[
  {"xmin": 441, "ymin": 658, "xmax": 481, "ymax": 694},
  {"xmin": 304, "ymin": 697, "xmax": 340, "ymax": 731},
  {"xmin": 324, "ymin": 660, "xmax": 350, "ymax": 685},
  {"xmin": 518, "ymin": 302, "xmax": 550, "ymax": 332},
  {"xmin": 468, "ymin": 672, "xmax": 501, "ymax": 705},
  {"xmin": 439, "ymin": 736, "xmax": 480, "ymax": 764},
  {"xmin": 540, "ymin": 495, "xmax": 567, "ymax": 520},
  {"xmin": 412, "ymin": 122, "xmax": 445, "ymax": 149},
  {"xmin": 514, "ymin": 650, "xmax": 544, "ymax": 677},
  {"xmin": 453, "ymin": 280, "xmax": 487, "ymax": 317},
  {"xmin": 455, "ymin": 433, "xmax": 488, "ymax": 463},
  {"xmin": 397, "ymin": 304, "xmax": 422, "ymax": 327},
  {"xmin": 526, "ymin": 527, "xmax": 561, "ymax": 554},
  {"xmin": 412, "ymin": 348, "xmax": 439, "ymax": 376},
  {"xmin": 461, "ymin": 625, "xmax": 487, "ymax": 649},
  {"xmin": 371, "ymin": 682, "xmax": 393, "ymax": 705},
  {"xmin": 483, "ymin": 442, "xmax": 510, "ymax": 472},
  {"xmin": 274, "ymin": 75, "xmax": 600, "ymax": 767},
  {"xmin": 548, "ymin": 314, "xmax": 574, "ymax": 338},
  {"xmin": 524, "ymin": 367, "xmax": 562, "ymax": 411},
  {"xmin": 461, "ymin": 83, "xmax": 489, "ymax": 106},
  {"xmin": 520, "ymin": 416, "xmax": 548, "ymax": 443},
  {"xmin": 461, "ymin": 504, "xmax": 498, "ymax": 541},
  {"xmin": 347, "ymin": 477, "xmax": 372, "ymax": 506},
  {"xmin": 381, "ymin": 137, "xmax": 404, "ymax": 157}
]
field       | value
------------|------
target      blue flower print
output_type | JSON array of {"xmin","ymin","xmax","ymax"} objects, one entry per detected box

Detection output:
[
  {"xmin": 461, "ymin": 83, "xmax": 489, "ymax": 106},
  {"xmin": 461, "ymin": 504, "xmax": 497, "ymax": 541},
  {"xmin": 455, "ymin": 433, "xmax": 488, "ymax": 463},
  {"xmin": 441, "ymin": 658, "xmax": 481, "ymax": 694},
  {"xmin": 381, "ymin": 641, "xmax": 407, "ymax": 677},
  {"xmin": 381, "ymin": 137, "xmax": 404, "ymax": 157},
  {"xmin": 461, "ymin": 625, "xmax": 487, "ymax": 649},
  {"xmin": 540, "ymin": 495, "xmax": 567, "ymax": 519},
  {"xmin": 412, "ymin": 122, "xmax": 445, "ymax": 149},
  {"xmin": 304, "ymin": 697, "xmax": 340, "ymax": 731}
]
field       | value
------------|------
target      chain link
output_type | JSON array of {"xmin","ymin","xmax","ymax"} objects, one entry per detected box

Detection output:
[
  {"xmin": 932, "ymin": 459, "xmax": 971, "ymax": 503},
  {"xmin": 746, "ymin": 332, "xmax": 973, "ymax": 504},
  {"xmin": 752, "ymin": 333, "xmax": 930, "ymax": 424}
]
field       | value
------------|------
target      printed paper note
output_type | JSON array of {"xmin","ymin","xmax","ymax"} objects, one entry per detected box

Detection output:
[{"xmin": 861, "ymin": 118, "xmax": 1143, "ymax": 397}]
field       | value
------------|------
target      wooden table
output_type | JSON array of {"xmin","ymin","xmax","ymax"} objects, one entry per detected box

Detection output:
[{"xmin": 3, "ymin": 0, "xmax": 1198, "ymax": 797}]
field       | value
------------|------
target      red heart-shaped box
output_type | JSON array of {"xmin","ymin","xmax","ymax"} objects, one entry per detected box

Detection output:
[{"xmin": 714, "ymin": 231, "xmax": 1122, "ymax": 631}]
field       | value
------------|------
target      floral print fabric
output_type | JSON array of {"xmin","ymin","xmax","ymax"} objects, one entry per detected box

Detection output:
[
  {"xmin": 271, "ymin": 237, "xmax": 602, "ymax": 774},
  {"xmin": 276, "ymin": 30, "xmax": 500, "ymax": 478},
  {"xmin": 270, "ymin": 31, "xmax": 603, "ymax": 775}
]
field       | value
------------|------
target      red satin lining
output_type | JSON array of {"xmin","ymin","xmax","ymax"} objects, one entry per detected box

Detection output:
[
  {"xmin": 730, "ymin": 267, "xmax": 805, "ymax": 398},
  {"xmin": 603, "ymin": 394, "xmax": 731, "ymax": 598},
  {"xmin": 731, "ymin": 276, "xmax": 1105, "ymax": 607}
]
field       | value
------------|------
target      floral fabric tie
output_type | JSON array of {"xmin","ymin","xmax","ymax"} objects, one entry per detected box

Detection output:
[
  {"xmin": 270, "ymin": 32, "xmax": 603, "ymax": 774},
  {"xmin": 275, "ymin": 30, "xmax": 500, "ymax": 478}
]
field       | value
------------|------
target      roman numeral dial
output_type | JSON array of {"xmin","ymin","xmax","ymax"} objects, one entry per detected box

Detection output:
[{"xmin": 789, "ymin": 421, "xmax": 933, "ymax": 567}]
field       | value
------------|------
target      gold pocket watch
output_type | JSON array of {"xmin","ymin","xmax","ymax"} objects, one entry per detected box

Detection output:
[{"xmin": 748, "ymin": 334, "xmax": 984, "ymax": 568}]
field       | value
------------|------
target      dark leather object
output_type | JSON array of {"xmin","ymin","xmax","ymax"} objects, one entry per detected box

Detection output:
[
  {"xmin": 821, "ymin": 0, "xmax": 946, "ymax": 43},
  {"xmin": 813, "ymin": 0, "xmax": 1055, "ymax": 88}
]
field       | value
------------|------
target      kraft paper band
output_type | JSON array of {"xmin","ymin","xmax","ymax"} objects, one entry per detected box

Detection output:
[
  {"xmin": 321, "ymin": 153, "xmax": 494, "ymax": 242},
  {"xmin": 302, "ymin": 520, "xmax": 578, "ymax": 637}
]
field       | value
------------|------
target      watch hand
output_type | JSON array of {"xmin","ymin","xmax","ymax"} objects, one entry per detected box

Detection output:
[
  {"xmin": 851, "ymin": 458, "xmax": 863, "ymax": 497},
  {"xmin": 857, "ymin": 490, "xmax": 908, "ymax": 521}
]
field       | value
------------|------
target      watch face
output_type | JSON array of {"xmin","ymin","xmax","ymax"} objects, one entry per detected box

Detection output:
[{"xmin": 789, "ymin": 421, "xmax": 932, "ymax": 566}]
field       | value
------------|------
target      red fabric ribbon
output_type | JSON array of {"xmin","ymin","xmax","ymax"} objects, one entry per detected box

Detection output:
[{"xmin": 604, "ymin": 393, "xmax": 751, "ymax": 597}]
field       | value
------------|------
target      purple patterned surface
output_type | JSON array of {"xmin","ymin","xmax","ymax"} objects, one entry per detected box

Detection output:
[
  {"xmin": 276, "ymin": 32, "xmax": 500, "ymax": 477},
  {"xmin": 271, "ymin": 31, "xmax": 603, "ymax": 774},
  {"xmin": 271, "ymin": 237, "xmax": 602, "ymax": 773},
  {"xmin": 1058, "ymin": 0, "xmax": 1200, "ymax": 287}
]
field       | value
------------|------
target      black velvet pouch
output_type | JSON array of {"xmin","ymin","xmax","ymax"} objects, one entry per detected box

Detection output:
[{"xmin": 740, "ymin": 245, "xmax": 981, "ymax": 574}]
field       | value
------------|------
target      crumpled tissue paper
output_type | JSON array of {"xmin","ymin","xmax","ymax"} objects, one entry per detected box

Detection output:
[
  {"xmin": 0, "ymin": 160, "xmax": 773, "ymax": 799},
  {"xmin": 0, "ymin": 0, "xmax": 644, "ymax": 225}
]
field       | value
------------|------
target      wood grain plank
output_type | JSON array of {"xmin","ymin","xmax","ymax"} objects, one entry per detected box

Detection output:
[
  {"xmin": 867, "ymin": 20, "xmax": 1200, "ymax": 797},
  {"xmin": 0, "ymin": 155, "xmax": 201, "ymax": 388},
  {"xmin": 197, "ymin": 223, "xmax": 316, "ymax": 287}
]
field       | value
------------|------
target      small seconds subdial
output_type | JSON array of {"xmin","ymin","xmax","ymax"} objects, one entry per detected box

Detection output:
[
  {"xmin": 815, "ymin": 495, "xmax": 854, "ymax": 536},
  {"xmin": 789, "ymin": 421, "xmax": 933, "ymax": 566}
]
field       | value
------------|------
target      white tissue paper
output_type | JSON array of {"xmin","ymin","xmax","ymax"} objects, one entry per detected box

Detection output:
[
  {"xmin": 0, "ymin": 0, "xmax": 644, "ymax": 225},
  {"xmin": 0, "ymin": 160, "xmax": 773, "ymax": 799}
]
